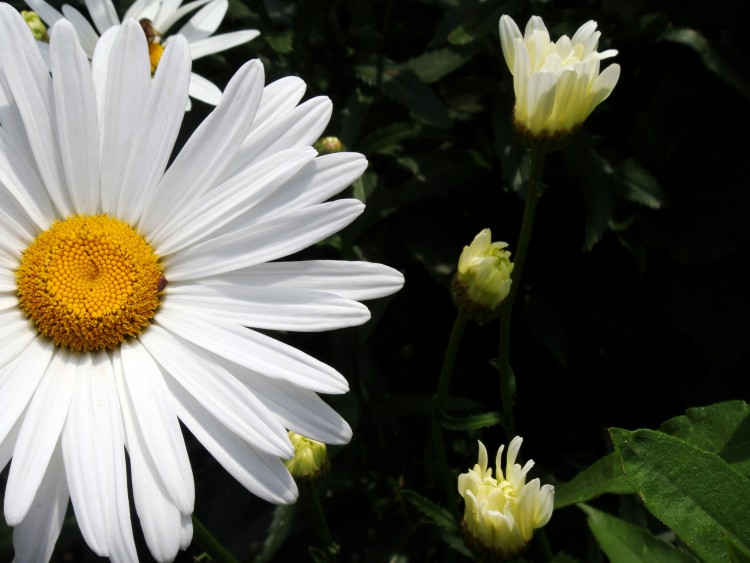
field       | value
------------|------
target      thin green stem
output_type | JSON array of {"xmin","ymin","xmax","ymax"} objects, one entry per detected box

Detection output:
[
  {"xmin": 304, "ymin": 481, "xmax": 338, "ymax": 562},
  {"xmin": 432, "ymin": 310, "xmax": 470, "ymax": 521},
  {"xmin": 498, "ymin": 147, "xmax": 547, "ymax": 438},
  {"xmin": 536, "ymin": 527, "xmax": 554, "ymax": 561},
  {"xmin": 192, "ymin": 515, "xmax": 239, "ymax": 563}
]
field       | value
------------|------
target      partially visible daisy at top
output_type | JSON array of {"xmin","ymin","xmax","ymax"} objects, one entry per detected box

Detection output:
[
  {"xmin": 499, "ymin": 14, "xmax": 620, "ymax": 148},
  {"xmin": 25, "ymin": 0, "xmax": 258, "ymax": 105}
]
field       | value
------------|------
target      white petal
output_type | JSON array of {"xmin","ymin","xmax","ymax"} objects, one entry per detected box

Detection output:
[
  {"xmin": 0, "ymin": 414, "xmax": 22, "ymax": 474},
  {"xmin": 99, "ymin": 19, "xmax": 151, "ymax": 215},
  {"xmin": 219, "ymin": 152, "xmax": 367, "ymax": 230},
  {"xmin": 180, "ymin": 514, "xmax": 193, "ymax": 550},
  {"xmin": 113, "ymin": 348, "xmax": 183, "ymax": 563},
  {"xmin": 499, "ymin": 15, "xmax": 522, "ymax": 73},
  {"xmin": 166, "ymin": 284, "xmax": 370, "ymax": 331},
  {"xmin": 152, "ymin": 146, "xmax": 317, "ymax": 253},
  {"xmin": 226, "ymin": 96, "xmax": 332, "ymax": 179},
  {"xmin": 12, "ymin": 442, "xmax": 69, "ymax": 563},
  {"xmin": 216, "ymin": 356, "xmax": 352, "ymax": 444},
  {"xmin": 571, "ymin": 20, "xmax": 598, "ymax": 49},
  {"xmin": 50, "ymin": 20, "xmax": 101, "ymax": 216},
  {"xmin": 140, "ymin": 325, "xmax": 293, "ymax": 458},
  {"xmin": 0, "ymin": 6, "xmax": 72, "ymax": 217},
  {"xmin": 154, "ymin": 0, "xmax": 213, "ymax": 34},
  {"xmin": 251, "ymin": 76, "xmax": 307, "ymax": 133},
  {"xmin": 91, "ymin": 26, "xmax": 119, "ymax": 116},
  {"xmin": 152, "ymin": 0, "xmax": 183, "ymax": 28},
  {"xmin": 118, "ymin": 341, "xmax": 194, "ymax": 514},
  {"xmin": 62, "ymin": 353, "xmax": 136, "ymax": 559},
  {"xmin": 5, "ymin": 349, "xmax": 75, "ymax": 526},
  {"xmin": 0, "ymin": 310, "xmax": 37, "ymax": 368},
  {"xmin": 164, "ymin": 199, "xmax": 364, "ymax": 280},
  {"xmin": 118, "ymin": 35, "xmax": 191, "ymax": 224},
  {"xmin": 0, "ymin": 336, "xmax": 54, "ymax": 447},
  {"xmin": 188, "ymin": 29, "xmax": 259, "ymax": 60},
  {"xmin": 0, "ymin": 206, "xmax": 32, "ymax": 261},
  {"xmin": 526, "ymin": 71, "xmax": 556, "ymax": 133},
  {"xmin": 187, "ymin": 72, "xmax": 223, "ymax": 105},
  {"xmin": 168, "ymin": 375, "xmax": 298, "ymax": 503},
  {"xmin": 84, "ymin": 0, "xmax": 120, "ymax": 34},
  {"xmin": 156, "ymin": 303, "xmax": 349, "ymax": 394},
  {"xmin": 61, "ymin": 4, "xmax": 100, "ymax": 57},
  {"xmin": 198, "ymin": 260, "xmax": 405, "ymax": 301},
  {"xmin": 177, "ymin": 0, "xmax": 227, "ymax": 42},
  {"xmin": 140, "ymin": 59, "xmax": 264, "ymax": 234},
  {"xmin": 584, "ymin": 63, "xmax": 620, "ymax": 118}
]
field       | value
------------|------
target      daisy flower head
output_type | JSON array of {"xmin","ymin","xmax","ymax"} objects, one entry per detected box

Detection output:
[
  {"xmin": 25, "ymin": 0, "xmax": 259, "ymax": 105},
  {"xmin": 0, "ymin": 5, "xmax": 403, "ymax": 562},
  {"xmin": 499, "ymin": 14, "xmax": 620, "ymax": 149}
]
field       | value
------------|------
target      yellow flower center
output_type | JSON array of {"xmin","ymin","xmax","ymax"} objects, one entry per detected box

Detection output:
[
  {"xmin": 15, "ymin": 215, "xmax": 164, "ymax": 352},
  {"xmin": 148, "ymin": 41, "xmax": 164, "ymax": 74}
]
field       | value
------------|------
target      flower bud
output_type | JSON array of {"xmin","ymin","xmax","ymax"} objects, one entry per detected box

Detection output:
[
  {"xmin": 458, "ymin": 437, "xmax": 555, "ymax": 561},
  {"xmin": 22, "ymin": 11, "xmax": 48, "ymax": 42},
  {"xmin": 314, "ymin": 136, "xmax": 346, "ymax": 154},
  {"xmin": 284, "ymin": 431, "xmax": 329, "ymax": 483},
  {"xmin": 499, "ymin": 14, "xmax": 620, "ymax": 150},
  {"xmin": 452, "ymin": 229, "xmax": 513, "ymax": 324}
]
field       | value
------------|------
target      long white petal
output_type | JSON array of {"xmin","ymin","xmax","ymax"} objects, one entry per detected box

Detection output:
[
  {"xmin": 61, "ymin": 4, "xmax": 100, "ymax": 57},
  {"xmin": 168, "ymin": 376, "xmax": 298, "ymax": 503},
  {"xmin": 156, "ymin": 303, "xmax": 349, "ymax": 394},
  {"xmin": 177, "ymin": 0, "xmax": 227, "ymax": 42},
  {"xmin": 12, "ymin": 442, "xmax": 69, "ymax": 563},
  {"xmin": 0, "ymin": 5, "xmax": 72, "ymax": 217},
  {"xmin": 118, "ymin": 341, "xmax": 194, "ymax": 514},
  {"xmin": 215, "ymin": 356, "xmax": 353, "ymax": 444},
  {"xmin": 187, "ymin": 72, "xmax": 222, "ymax": 105},
  {"xmin": 50, "ymin": 20, "xmax": 101, "ymax": 216},
  {"xmin": 113, "ymin": 348, "xmax": 183, "ymax": 562},
  {"xmin": 140, "ymin": 59, "xmax": 264, "ymax": 234},
  {"xmin": 84, "ymin": 0, "xmax": 120, "ymax": 34},
  {"xmin": 99, "ymin": 19, "xmax": 151, "ymax": 215},
  {"xmin": 21, "ymin": 0, "xmax": 63, "ymax": 26},
  {"xmin": 5, "ymin": 349, "xmax": 75, "ymax": 526},
  {"xmin": 167, "ymin": 284, "xmax": 370, "ymax": 331},
  {"xmin": 164, "ymin": 199, "xmax": 364, "ymax": 280},
  {"xmin": 188, "ymin": 29, "xmax": 259, "ymax": 60},
  {"xmin": 118, "ymin": 35, "xmax": 191, "ymax": 224},
  {"xmin": 140, "ymin": 325, "xmax": 293, "ymax": 457},
  {"xmin": 0, "ymin": 337, "xmax": 54, "ymax": 448},
  {"xmin": 152, "ymin": 146, "xmax": 316, "ymax": 252},
  {"xmin": 153, "ymin": 0, "xmax": 213, "ymax": 34}
]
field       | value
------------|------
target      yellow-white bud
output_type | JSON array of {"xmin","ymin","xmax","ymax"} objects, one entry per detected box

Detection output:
[
  {"xmin": 284, "ymin": 432, "xmax": 328, "ymax": 483},
  {"xmin": 452, "ymin": 229, "xmax": 513, "ymax": 323},
  {"xmin": 22, "ymin": 11, "xmax": 48, "ymax": 42},
  {"xmin": 458, "ymin": 437, "xmax": 555, "ymax": 561},
  {"xmin": 499, "ymin": 14, "xmax": 620, "ymax": 149}
]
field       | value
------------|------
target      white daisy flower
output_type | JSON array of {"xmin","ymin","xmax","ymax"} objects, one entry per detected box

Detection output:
[
  {"xmin": 25, "ymin": 0, "xmax": 259, "ymax": 105},
  {"xmin": 0, "ymin": 6, "xmax": 403, "ymax": 562}
]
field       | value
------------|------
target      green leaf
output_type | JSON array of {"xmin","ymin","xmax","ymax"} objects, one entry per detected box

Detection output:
[
  {"xmin": 660, "ymin": 28, "xmax": 750, "ymax": 99},
  {"xmin": 382, "ymin": 70, "xmax": 452, "ymax": 129},
  {"xmin": 614, "ymin": 159, "xmax": 667, "ymax": 209},
  {"xmin": 441, "ymin": 411, "xmax": 503, "ymax": 431},
  {"xmin": 660, "ymin": 401, "xmax": 750, "ymax": 477},
  {"xmin": 400, "ymin": 48, "xmax": 474, "ymax": 84},
  {"xmin": 401, "ymin": 490, "xmax": 472, "ymax": 558},
  {"xmin": 725, "ymin": 532, "xmax": 750, "ymax": 563},
  {"xmin": 554, "ymin": 453, "xmax": 633, "ymax": 509},
  {"xmin": 358, "ymin": 123, "xmax": 418, "ymax": 156},
  {"xmin": 264, "ymin": 30, "xmax": 294, "ymax": 54},
  {"xmin": 610, "ymin": 428, "xmax": 750, "ymax": 562},
  {"xmin": 580, "ymin": 503, "xmax": 699, "ymax": 562},
  {"xmin": 254, "ymin": 504, "xmax": 296, "ymax": 563}
]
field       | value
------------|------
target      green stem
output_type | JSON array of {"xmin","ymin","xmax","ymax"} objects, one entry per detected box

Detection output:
[
  {"xmin": 192, "ymin": 515, "xmax": 239, "ymax": 563},
  {"xmin": 537, "ymin": 527, "xmax": 554, "ymax": 561},
  {"xmin": 304, "ymin": 482, "xmax": 338, "ymax": 562},
  {"xmin": 432, "ymin": 310, "xmax": 470, "ymax": 521},
  {"xmin": 498, "ymin": 147, "xmax": 547, "ymax": 438}
]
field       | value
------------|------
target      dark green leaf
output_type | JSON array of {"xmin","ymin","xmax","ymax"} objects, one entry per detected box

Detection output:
[
  {"xmin": 610, "ymin": 428, "xmax": 750, "ymax": 562},
  {"xmin": 441, "ymin": 411, "xmax": 503, "ymax": 431},
  {"xmin": 725, "ymin": 532, "xmax": 750, "ymax": 563},
  {"xmin": 580, "ymin": 503, "xmax": 699, "ymax": 562},
  {"xmin": 400, "ymin": 48, "xmax": 475, "ymax": 84},
  {"xmin": 254, "ymin": 504, "xmax": 296, "ymax": 563},
  {"xmin": 382, "ymin": 70, "xmax": 452, "ymax": 129},
  {"xmin": 401, "ymin": 490, "xmax": 472, "ymax": 558},
  {"xmin": 554, "ymin": 453, "xmax": 633, "ymax": 509},
  {"xmin": 264, "ymin": 30, "xmax": 294, "ymax": 54}
]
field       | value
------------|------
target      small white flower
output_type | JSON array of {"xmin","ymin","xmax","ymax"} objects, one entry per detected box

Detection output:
[
  {"xmin": 0, "ymin": 6, "xmax": 403, "ymax": 562},
  {"xmin": 458, "ymin": 437, "xmax": 555, "ymax": 560},
  {"xmin": 499, "ymin": 14, "xmax": 620, "ymax": 140},
  {"xmin": 26, "ymin": 0, "xmax": 259, "ymax": 105}
]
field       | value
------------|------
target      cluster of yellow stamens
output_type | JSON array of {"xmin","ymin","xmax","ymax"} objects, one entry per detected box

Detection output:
[{"xmin": 16, "ymin": 215, "xmax": 164, "ymax": 352}]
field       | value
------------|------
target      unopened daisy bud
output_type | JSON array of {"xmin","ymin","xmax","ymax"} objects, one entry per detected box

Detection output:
[
  {"xmin": 22, "ymin": 11, "xmax": 48, "ymax": 42},
  {"xmin": 284, "ymin": 432, "xmax": 329, "ymax": 483},
  {"xmin": 314, "ymin": 136, "xmax": 346, "ymax": 154},
  {"xmin": 451, "ymin": 229, "xmax": 514, "ymax": 324},
  {"xmin": 458, "ymin": 437, "xmax": 555, "ymax": 561},
  {"xmin": 499, "ymin": 14, "xmax": 620, "ymax": 151}
]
